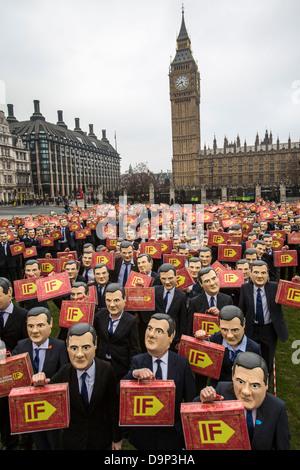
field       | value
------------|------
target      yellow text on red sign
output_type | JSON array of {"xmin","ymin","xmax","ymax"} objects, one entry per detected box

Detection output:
[
  {"xmin": 134, "ymin": 396, "xmax": 164, "ymax": 416},
  {"xmin": 24, "ymin": 401, "xmax": 56, "ymax": 422}
]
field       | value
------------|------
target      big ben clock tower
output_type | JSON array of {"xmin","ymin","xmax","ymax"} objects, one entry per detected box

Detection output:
[{"xmin": 169, "ymin": 7, "xmax": 201, "ymax": 188}]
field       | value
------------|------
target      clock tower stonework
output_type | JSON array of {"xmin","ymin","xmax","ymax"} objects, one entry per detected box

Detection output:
[{"xmin": 169, "ymin": 9, "xmax": 201, "ymax": 188}]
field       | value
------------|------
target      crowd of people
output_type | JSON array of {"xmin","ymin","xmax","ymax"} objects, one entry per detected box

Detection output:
[{"xmin": 0, "ymin": 198, "xmax": 299, "ymax": 451}]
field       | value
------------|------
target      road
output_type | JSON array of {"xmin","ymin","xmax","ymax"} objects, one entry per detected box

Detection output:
[{"xmin": 0, "ymin": 204, "xmax": 66, "ymax": 218}]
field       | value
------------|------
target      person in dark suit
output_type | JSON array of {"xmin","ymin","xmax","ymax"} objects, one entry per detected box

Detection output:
[
  {"xmin": 93, "ymin": 283, "xmax": 138, "ymax": 383},
  {"xmin": 136, "ymin": 253, "xmax": 160, "ymax": 285},
  {"xmin": 195, "ymin": 352, "xmax": 290, "ymax": 450},
  {"xmin": 78, "ymin": 250, "xmax": 94, "ymax": 284},
  {"xmin": 194, "ymin": 305, "xmax": 261, "ymax": 388},
  {"xmin": 239, "ymin": 260, "xmax": 289, "ymax": 374},
  {"xmin": 109, "ymin": 240, "xmax": 139, "ymax": 284},
  {"xmin": 122, "ymin": 313, "xmax": 196, "ymax": 450},
  {"xmin": 152, "ymin": 263, "xmax": 188, "ymax": 350},
  {"xmin": 18, "ymin": 260, "xmax": 49, "ymax": 311},
  {"xmin": 12, "ymin": 306, "xmax": 69, "ymax": 450},
  {"xmin": 58, "ymin": 217, "xmax": 76, "ymax": 252},
  {"xmin": 0, "ymin": 230, "xmax": 18, "ymax": 283},
  {"xmin": 89, "ymin": 263, "xmax": 112, "ymax": 309},
  {"xmin": 31, "ymin": 323, "xmax": 122, "ymax": 450},
  {"xmin": 187, "ymin": 267, "xmax": 233, "ymax": 336},
  {"xmin": 183, "ymin": 257, "xmax": 203, "ymax": 306},
  {"xmin": 0, "ymin": 277, "xmax": 28, "ymax": 450}
]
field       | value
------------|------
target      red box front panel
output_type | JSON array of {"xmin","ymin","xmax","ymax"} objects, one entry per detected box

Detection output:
[
  {"xmin": 275, "ymin": 279, "xmax": 300, "ymax": 308},
  {"xmin": 9, "ymin": 383, "xmax": 70, "ymax": 434},
  {"xmin": 125, "ymin": 287, "xmax": 155, "ymax": 311},
  {"xmin": 193, "ymin": 313, "xmax": 220, "ymax": 336},
  {"xmin": 181, "ymin": 401, "xmax": 250, "ymax": 450},
  {"xmin": 0, "ymin": 353, "xmax": 33, "ymax": 398},
  {"xmin": 36, "ymin": 271, "xmax": 71, "ymax": 302},
  {"xmin": 178, "ymin": 335, "xmax": 225, "ymax": 379},
  {"xmin": 59, "ymin": 300, "xmax": 95, "ymax": 328},
  {"xmin": 273, "ymin": 250, "xmax": 298, "ymax": 267},
  {"xmin": 119, "ymin": 379, "xmax": 175, "ymax": 426}
]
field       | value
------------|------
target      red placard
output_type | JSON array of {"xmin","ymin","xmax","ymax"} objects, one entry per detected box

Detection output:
[
  {"xmin": 271, "ymin": 238, "xmax": 285, "ymax": 251},
  {"xmin": 40, "ymin": 237, "xmax": 54, "ymax": 247},
  {"xmin": 270, "ymin": 230, "xmax": 286, "ymax": 240},
  {"xmin": 36, "ymin": 272, "xmax": 72, "ymax": 302},
  {"xmin": 106, "ymin": 238, "xmax": 118, "ymax": 250},
  {"xmin": 273, "ymin": 250, "xmax": 298, "ymax": 267},
  {"xmin": 211, "ymin": 260, "xmax": 227, "ymax": 274},
  {"xmin": 125, "ymin": 287, "xmax": 155, "ymax": 311},
  {"xmin": 207, "ymin": 231, "xmax": 229, "ymax": 247},
  {"xmin": 75, "ymin": 230, "xmax": 86, "ymax": 240},
  {"xmin": 14, "ymin": 278, "xmax": 38, "ymax": 302},
  {"xmin": 0, "ymin": 353, "xmax": 33, "ymax": 398},
  {"xmin": 69, "ymin": 222, "xmax": 81, "ymax": 231},
  {"xmin": 156, "ymin": 239, "xmax": 173, "ymax": 255},
  {"xmin": 178, "ymin": 335, "xmax": 225, "ymax": 378},
  {"xmin": 10, "ymin": 242, "xmax": 25, "ymax": 256},
  {"xmin": 218, "ymin": 269, "xmax": 244, "ymax": 288},
  {"xmin": 91, "ymin": 251, "xmax": 115, "ymax": 270},
  {"xmin": 176, "ymin": 267, "xmax": 195, "ymax": 290},
  {"xmin": 275, "ymin": 279, "xmax": 300, "ymax": 307},
  {"xmin": 119, "ymin": 379, "xmax": 175, "ymax": 426},
  {"xmin": 23, "ymin": 246, "xmax": 37, "ymax": 259},
  {"xmin": 139, "ymin": 241, "xmax": 162, "ymax": 259},
  {"xmin": 218, "ymin": 244, "xmax": 242, "ymax": 262},
  {"xmin": 288, "ymin": 232, "xmax": 300, "ymax": 245},
  {"xmin": 125, "ymin": 271, "xmax": 154, "ymax": 288},
  {"xmin": 193, "ymin": 313, "xmax": 220, "ymax": 336},
  {"xmin": 163, "ymin": 254, "xmax": 186, "ymax": 270},
  {"xmin": 181, "ymin": 401, "xmax": 250, "ymax": 450},
  {"xmin": 49, "ymin": 230, "xmax": 62, "ymax": 241},
  {"xmin": 37, "ymin": 258, "xmax": 62, "ymax": 276},
  {"xmin": 9, "ymin": 383, "xmax": 70, "ymax": 434},
  {"xmin": 59, "ymin": 301, "xmax": 95, "ymax": 328}
]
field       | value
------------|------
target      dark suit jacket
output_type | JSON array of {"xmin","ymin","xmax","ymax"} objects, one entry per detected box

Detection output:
[
  {"xmin": 12, "ymin": 336, "xmax": 69, "ymax": 378},
  {"xmin": 187, "ymin": 291, "xmax": 233, "ymax": 336},
  {"xmin": 0, "ymin": 304, "xmax": 28, "ymax": 353},
  {"xmin": 238, "ymin": 281, "xmax": 289, "ymax": 342},
  {"xmin": 0, "ymin": 241, "xmax": 17, "ymax": 271},
  {"xmin": 207, "ymin": 332, "xmax": 261, "ymax": 386},
  {"xmin": 93, "ymin": 307, "xmax": 139, "ymax": 381},
  {"xmin": 109, "ymin": 257, "xmax": 138, "ymax": 283},
  {"xmin": 121, "ymin": 350, "xmax": 196, "ymax": 450},
  {"xmin": 193, "ymin": 381, "xmax": 290, "ymax": 450},
  {"xmin": 50, "ymin": 358, "xmax": 122, "ymax": 450}
]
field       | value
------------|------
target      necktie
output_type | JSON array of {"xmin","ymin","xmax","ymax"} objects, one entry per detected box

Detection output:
[
  {"xmin": 123, "ymin": 263, "xmax": 129, "ymax": 286},
  {"xmin": 98, "ymin": 285, "xmax": 102, "ymax": 302},
  {"xmin": 33, "ymin": 349, "xmax": 40, "ymax": 373},
  {"xmin": 80, "ymin": 372, "xmax": 89, "ymax": 409},
  {"xmin": 246, "ymin": 409, "xmax": 254, "ymax": 441},
  {"xmin": 155, "ymin": 359, "xmax": 163, "ymax": 380},
  {"xmin": 230, "ymin": 349, "xmax": 240, "ymax": 364},
  {"xmin": 108, "ymin": 318, "xmax": 117, "ymax": 336},
  {"xmin": 0, "ymin": 311, "xmax": 5, "ymax": 328},
  {"xmin": 210, "ymin": 296, "xmax": 215, "ymax": 308},
  {"xmin": 164, "ymin": 291, "xmax": 169, "ymax": 311},
  {"xmin": 256, "ymin": 288, "xmax": 264, "ymax": 324}
]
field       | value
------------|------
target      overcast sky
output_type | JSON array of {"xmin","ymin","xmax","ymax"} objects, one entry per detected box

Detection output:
[{"xmin": 1, "ymin": 0, "xmax": 300, "ymax": 175}]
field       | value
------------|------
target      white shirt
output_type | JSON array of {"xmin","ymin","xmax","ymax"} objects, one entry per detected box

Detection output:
[
  {"xmin": 32, "ymin": 339, "xmax": 50, "ymax": 372},
  {"xmin": 77, "ymin": 360, "xmax": 96, "ymax": 403},
  {"xmin": 163, "ymin": 287, "xmax": 175, "ymax": 312},
  {"xmin": 0, "ymin": 301, "xmax": 14, "ymax": 327}
]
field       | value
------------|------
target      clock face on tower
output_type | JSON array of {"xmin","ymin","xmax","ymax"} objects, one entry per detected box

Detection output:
[{"xmin": 175, "ymin": 75, "xmax": 189, "ymax": 90}]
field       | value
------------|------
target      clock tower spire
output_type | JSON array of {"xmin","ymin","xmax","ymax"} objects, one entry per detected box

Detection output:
[{"xmin": 169, "ymin": 6, "xmax": 201, "ymax": 189}]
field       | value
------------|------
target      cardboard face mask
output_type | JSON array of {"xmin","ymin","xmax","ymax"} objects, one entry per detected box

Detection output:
[{"xmin": 232, "ymin": 365, "xmax": 268, "ymax": 410}]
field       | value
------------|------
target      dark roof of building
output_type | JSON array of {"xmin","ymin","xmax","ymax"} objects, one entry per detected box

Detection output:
[{"xmin": 7, "ymin": 101, "xmax": 120, "ymax": 158}]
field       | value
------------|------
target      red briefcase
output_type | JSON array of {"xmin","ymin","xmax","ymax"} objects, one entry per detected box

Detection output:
[
  {"xmin": 119, "ymin": 379, "xmax": 175, "ymax": 426},
  {"xmin": 193, "ymin": 313, "xmax": 220, "ymax": 336},
  {"xmin": 9, "ymin": 383, "xmax": 70, "ymax": 434},
  {"xmin": 0, "ymin": 353, "xmax": 33, "ymax": 398},
  {"xmin": 59, "ymin": 300, "xmax": 95, "ymax": 328},
  {"xmin": 275, "ymin": 279, "xmax": 300, "ymax": 308},
  {"xmin": 178, "ymin": 335, "xmax": 225, "ymax": 379},
  {"xmin": 181, "ymin": 401, "xmax": 251, "ymax": 450}
]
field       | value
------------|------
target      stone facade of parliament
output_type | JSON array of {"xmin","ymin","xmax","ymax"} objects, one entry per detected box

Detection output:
[{"xmin": 170, "ymin": 11, "xmax": 300, "ymax": 203}]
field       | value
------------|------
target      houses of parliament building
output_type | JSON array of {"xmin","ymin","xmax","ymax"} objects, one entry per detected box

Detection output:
[{"xmin": 169, "ymin": 9, "xmax": 300, "ymax": 203}]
